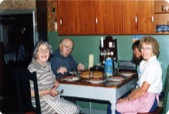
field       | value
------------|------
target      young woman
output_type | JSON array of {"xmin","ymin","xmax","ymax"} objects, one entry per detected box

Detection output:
[
  {"xmin": 132, "ymin": 40, "xmax": 142, "ymax": 66},
  {"xmin": 28, "ymin": 41, "xmax": 80, "ymax": 114}
]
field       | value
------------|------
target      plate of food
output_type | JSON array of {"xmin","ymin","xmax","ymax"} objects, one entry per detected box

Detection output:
[
  {"xmin": 118, "ymin": 71, "xmax": 136, "ymax": 77},
  {"xmin": 108, "ymin": 76, "xmax": 124, "ymax": 81},
  {"xmin": 62, "ymin": 76, "xmax": 80, "ymax": 82},
  {"xmin": 86, "ymin": 79, "xmax": 105, "ymax": 84}
]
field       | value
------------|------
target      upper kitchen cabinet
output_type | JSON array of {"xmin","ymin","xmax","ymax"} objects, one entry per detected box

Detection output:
[
  {"xmin": 95, "ymin": 0, "xmax": 123, "ymax": 34},
  {"xmin": 56, "ymin": 0, "xmax": 155, "ymax": 35},
  {"xmin": 154, "ymin": 0, "xmax": 169, "ymax": 33},
  {"xmin": 56, "ymin": 1, "xmax": 96, "ymax": 35},
  {"xmin": 122, "ymin": 0, "xmax": 154, "ymax": 34},
  {"xmin": 75, "ymin": 1, "xmax": 96, "ymax": 35},
  {"xmin": 56, "ymin": 1, "xmax": 76, "ymax": 35},
  {"xmin": 135, "ymin": 0, "xmax": 154, "ymax": 34}
]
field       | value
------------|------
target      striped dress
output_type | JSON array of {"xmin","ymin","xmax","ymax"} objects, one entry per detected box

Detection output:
[{"xmin": 28, "ymin": 58, "xmax": 80, "ymax": 114}]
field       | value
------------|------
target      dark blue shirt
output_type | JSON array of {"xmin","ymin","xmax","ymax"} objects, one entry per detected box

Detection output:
[{"xmin": 49, "ymin": 49, "xmax": 78, "ymax": 79}]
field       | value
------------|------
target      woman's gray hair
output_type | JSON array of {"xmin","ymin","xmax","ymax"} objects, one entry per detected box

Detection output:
[{"xmin": 33, "ymin": 40, "xmax": 53, "ymax": 59}]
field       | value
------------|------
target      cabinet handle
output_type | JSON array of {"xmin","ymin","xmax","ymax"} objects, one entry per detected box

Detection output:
[
  {"xmin": 151, "ymin": 16, "xmax": 154, "ymax": 22},
  {"xmin": 60, "ymin": 19, "xmax": 62, "ymax": 25},
  {"xmin": 135, "ymin": 16, "xmax": 138, "ymax": 23},
  {"xmin": 96, "ymin": 18, "xmax": 98, "ymax": 24}
]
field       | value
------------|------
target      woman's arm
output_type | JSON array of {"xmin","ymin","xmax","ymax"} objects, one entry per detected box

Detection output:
[
  {"xmin": 31, "ymin": 80, "xmax": 60, "ymax": 97},
  {"xmin": 31, "ymin": 89, "xmax": 50, "ymax": 97},
  {"xmin": 128, "ymin": 81, "xmax": 150, "ymax": 100},
  {"xmin": 117, "ymin": 81, "xmax": 150, "ymax": 103},
  {"xmin": 31, "ymin": 87, "xmax": 59, "ymax": 97}
]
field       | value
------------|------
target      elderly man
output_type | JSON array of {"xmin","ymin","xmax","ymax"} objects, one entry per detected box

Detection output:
[{"xmin": 50, "ymin": 38, "xmax": 85, "ymax": 79}]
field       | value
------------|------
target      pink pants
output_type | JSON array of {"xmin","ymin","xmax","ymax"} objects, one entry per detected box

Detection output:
[{"xmin": 116, "ymin": 92, "xmax": 156, "ymax": 114}]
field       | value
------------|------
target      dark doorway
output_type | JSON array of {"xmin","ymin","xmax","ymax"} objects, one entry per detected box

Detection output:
[
  {"xmin": 0, "ymin": 13, "xmax": 34, "ymax": 63},
  {"xmin": 0, "ymin": 13, "xmax": 35, "ymax": 113}
]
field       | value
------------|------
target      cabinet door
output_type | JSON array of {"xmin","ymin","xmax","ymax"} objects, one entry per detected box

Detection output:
[
  {"xmin": 57, "ymin": 1, "xmax": 77, "ymax": 35},
  {"xmin": 96, "ymin": 0, "xmax": 123, "ymax": 34},
  {"xmin": 122, "ymin": 1, "xmax": 136, "ymax": 34},
  {"xmin": 75, "ymin": 1, "xmax": 96, "ymax": 35},
  {"xmin": 134, "ymin": 0, "xmax": 154, "ymax": 34},
  {"xmin": 122, "ymin": 0, "xmax": 154, "ymax": 34},
  {"xmin": 57, "ymin": 1, "xmax": 96, "ymax": 35}
]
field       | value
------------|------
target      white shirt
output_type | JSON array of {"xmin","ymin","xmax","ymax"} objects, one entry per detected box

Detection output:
[{"xmin": 137, "ymin": 56, "xmax": 163, "ymax": 93}]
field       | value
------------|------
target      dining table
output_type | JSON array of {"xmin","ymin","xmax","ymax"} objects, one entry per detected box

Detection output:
[{"xmin": 57, "ymin": 72, "xmax": 138, "ymax": 114}]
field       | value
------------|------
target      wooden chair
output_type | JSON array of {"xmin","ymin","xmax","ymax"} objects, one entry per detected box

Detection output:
[
  {"xmin": 162, "ymin": 65, "xmax": 169, "ymax": 114},
  {"xmin": 14, "ymin": 68, "xmax": 41, "ymax": 114}
]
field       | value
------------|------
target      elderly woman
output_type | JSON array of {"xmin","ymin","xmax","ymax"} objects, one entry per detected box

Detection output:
[
  {"xmin": 116, "ymin": 36, "xmax": 163, "ymax": 114},
  {"xmin": 28, "ymin": 41, "xmax": 80, "ymax": 114}
]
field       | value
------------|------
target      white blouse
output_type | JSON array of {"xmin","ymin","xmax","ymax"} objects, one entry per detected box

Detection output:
[{"xmin": 137, "ymin": 56, "xmax": 163, "ymax": 93}]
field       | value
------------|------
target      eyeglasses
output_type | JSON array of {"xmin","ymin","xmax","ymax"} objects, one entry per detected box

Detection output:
[{"xmin": 141, "ymin": 47, "xmax": 152, "ymax": 51}]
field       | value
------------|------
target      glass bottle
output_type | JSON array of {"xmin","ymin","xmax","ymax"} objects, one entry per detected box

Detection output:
[{"xmin": 105, "ymin": 56, "xmax": 113, "ymax": 78}]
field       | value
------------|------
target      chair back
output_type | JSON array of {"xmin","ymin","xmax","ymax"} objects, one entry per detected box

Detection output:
[
  {"xmin": 163, "ymin": 65, "xmax": 169, "ymax": 114},
  {"xmin": 14, "ymin": 68, "xmax": 41, "ymax": 114}
]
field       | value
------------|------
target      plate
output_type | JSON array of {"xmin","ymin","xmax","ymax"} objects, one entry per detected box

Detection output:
[
  {"xmin": 108, "ymin": 76, "xmax": 124, "ymax": 81},
  {"xmin": 62, "ymin": 76, "xmax": 80, "ymax": 82},
  {"xmin": 86, "ymin": 79, "xmax": 105, "ymax": 84},
  {"xmin": 119, "ymin": 71, "xmax": 136, "ymax": 77}
]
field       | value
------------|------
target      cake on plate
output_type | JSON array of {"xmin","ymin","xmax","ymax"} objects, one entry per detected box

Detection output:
[{"xmin": 80, "ymin": 71, "xmax": 103, "ymax": 79}]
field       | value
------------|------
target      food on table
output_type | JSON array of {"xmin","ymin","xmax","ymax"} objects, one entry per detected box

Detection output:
[{"xmin": 80, "ymin": 71, "xmax": 103, "ymax": 79}]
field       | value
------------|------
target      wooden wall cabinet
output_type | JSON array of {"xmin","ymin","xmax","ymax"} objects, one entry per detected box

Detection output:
[
  {"xmin": 56, "ymin": 1, "xmax": 76, "ymax": 35},
  {"xmin": 95, "ymin": 0, "xmax": 123, "ymax": 34},
  {"xmin": 56, "ymin": 1, "xmax": 96, "ymax": 35},
  {"xmin": 56, "ymin": 0, "xmax": 155, "ymax": 35},
  {"xmin": 57, "ymin": 0, "xmax": 124, "ymax": 35},
  {"xmin": 122, "ymin": 0, "xmax": 154, "ymax": 34},
  {"xmin": 134, "ymin": 0, "xmax": 154, "ymax": 34}
]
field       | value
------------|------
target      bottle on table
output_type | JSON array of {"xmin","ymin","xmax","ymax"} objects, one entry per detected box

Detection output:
[{"xmin": 104, "ymin": 52, "xmax": 113, "ymax": 79}]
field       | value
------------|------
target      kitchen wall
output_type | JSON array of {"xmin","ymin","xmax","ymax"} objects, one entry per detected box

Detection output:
[
  {"xmin": 48, "ymin": 32, "xmax": 169, "ymax": 113},
  {"xmin": 0, "ymin": 0, "xmax": 35, "ymax": 9},
  {"xmin": 48, "ymin": 33, "xmax": 169, "ymax": 82}
]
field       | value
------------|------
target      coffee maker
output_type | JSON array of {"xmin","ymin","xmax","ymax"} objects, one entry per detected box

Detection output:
[{"xmin": 99, "ymin": 36, "xmax": 117, "ymax": 65}]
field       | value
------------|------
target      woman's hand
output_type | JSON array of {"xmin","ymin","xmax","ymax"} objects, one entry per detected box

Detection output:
[
  {"xmin": 54, "ymin": 80, "xmax": 60, "ymax": 88},
  {"xmin": 50, "ymin": 80, "xmax": 60, "ymax": 97},
  {"xmin": 50, "ymin": 87, "xmax": 59, "ymax": 97},
  {"xmin": 117, "ymin": 97, "xmax": 128, "ymax": 103}
]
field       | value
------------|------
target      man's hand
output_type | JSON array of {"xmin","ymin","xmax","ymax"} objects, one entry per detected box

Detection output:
[
  {"xmin": 77, "ymin": 63, "xmax": 85, "ymax": 71},
  {"xmin": 57, "ymin": 66, "xmax": 67, "ymax": 74}
]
